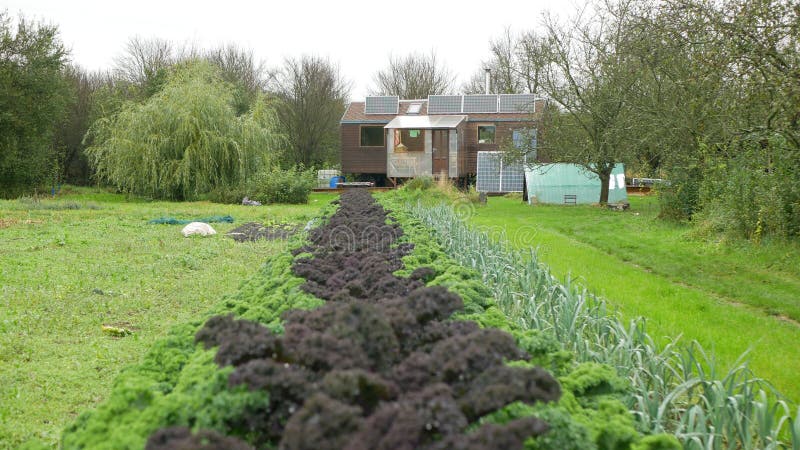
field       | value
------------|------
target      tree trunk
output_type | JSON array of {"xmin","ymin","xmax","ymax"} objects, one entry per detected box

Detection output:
[
  {"xmin": 598, "ymin": 170, "xmax": 611, "ymax": 205},
  {"xmin": 522, "ymin": 176, "xmax": 528, "ymax": 203}
]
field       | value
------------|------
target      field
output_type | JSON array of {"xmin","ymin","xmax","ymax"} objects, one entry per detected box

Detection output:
[
  {"xmin": 0, "ymin": 187, "xmax": 336, "ymax": 448},
  {"xmin": 56, "ymin": 189, "xmax": 679, "ymax": 450},
  {"xmin": 466, "ymin": 194, "xmax": 800, "ymax": 402},
  {"xmin": 2, "ymin": 187, "xmax": 798, "ymax": 449}
]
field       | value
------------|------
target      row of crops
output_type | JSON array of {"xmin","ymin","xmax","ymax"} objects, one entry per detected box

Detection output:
[
  {"xmin": 392, "ymin": 190, "xmax": 800, "ymax": 450},
  {"xmin": 59, "ymin": 189, "xmax": 793, "ymax": 449}
]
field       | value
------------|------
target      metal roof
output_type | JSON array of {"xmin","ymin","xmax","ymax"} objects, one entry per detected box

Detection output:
[{"xmin": 384, "ymin": 115, "xmax": 466, "ymax": 129}]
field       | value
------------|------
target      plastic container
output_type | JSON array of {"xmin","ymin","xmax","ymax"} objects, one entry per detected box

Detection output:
[{"xmin": 330, "ymin": 176, "xmax": 345, "ymax": 188}]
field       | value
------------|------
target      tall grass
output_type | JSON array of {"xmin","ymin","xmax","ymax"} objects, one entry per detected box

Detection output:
[{"xmin": 406, "ymin": 198, "xmax": 797, "ymax": 449}]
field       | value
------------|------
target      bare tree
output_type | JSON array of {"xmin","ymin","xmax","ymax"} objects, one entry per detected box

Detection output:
[
  {"xmin": 113, "ymin": 37, "xmax": 175, "ymax": 86},
  {"xmin": 274, "ymin": 55, "xmax": 350, "ymax": 167},
  {"xmin": 516, "ymin": 31, "xmax": 552, "ymax": 94},
  {"xmin": 463, "ymin": 29, "xmax": 552, "ymax": 94},
  {"xmin": 205, "ymin": 44, "xmax": 272, "ymax": 94},
  {"xmin": 204, "ymin": 44, "xmax": 274, "ymax": 114},
  {"xmin": 463, "ymin": 29, "xmax": 521, "ymax": 94},
  {"xmin": 371, "ymin": 51, "xmax": 454, "ymax": 98}
]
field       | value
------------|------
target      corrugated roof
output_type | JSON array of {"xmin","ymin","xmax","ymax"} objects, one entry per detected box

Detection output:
[{"xmin": 384, "ymin": 115, "xmax": 466, "ymax": 129}]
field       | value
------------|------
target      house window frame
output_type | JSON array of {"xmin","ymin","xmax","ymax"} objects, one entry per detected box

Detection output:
[
  {"xmin": 477, "ymin": 123, "xmax": 496, "ymax": 145},
  {"xmin": 360, "ymin": 125, "xmax": 386, "ymax": 148}
]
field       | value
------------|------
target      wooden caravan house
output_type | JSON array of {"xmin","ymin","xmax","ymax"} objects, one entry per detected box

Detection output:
[{"xmin": 340, "ymin": 94, "xmax": 544, "ymax": 185}]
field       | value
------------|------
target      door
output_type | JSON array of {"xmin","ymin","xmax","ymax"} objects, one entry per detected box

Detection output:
[{"xmin": 432, "ymin": 130, "xmax": 449, "ymax": 176}]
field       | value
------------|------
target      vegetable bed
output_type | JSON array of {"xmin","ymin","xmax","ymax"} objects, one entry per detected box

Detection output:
[{"xmin": 61, "ymin": 190, "xmax": 676, "ymax": 449}]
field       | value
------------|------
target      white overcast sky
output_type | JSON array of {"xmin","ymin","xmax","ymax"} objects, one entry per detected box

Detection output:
[{"xmin": 4, "ymin": 0, "xmax": 576, "ymax": 100}]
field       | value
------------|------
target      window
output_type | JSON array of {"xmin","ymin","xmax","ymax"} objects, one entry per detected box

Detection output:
[
  {"xmin": 360, "ymin": 126, "xmax": 385, "ymax": 147},
  {"xmin": 398, "ymin": 129, "xmax": 424, "ymax": 151},
  {"xmin": 512, "ymin": 128, "xmax": 537, "ymax": 159},
  {"xmin": 477, "ymin": 124, "xmax": 496, "ymax": 144}
]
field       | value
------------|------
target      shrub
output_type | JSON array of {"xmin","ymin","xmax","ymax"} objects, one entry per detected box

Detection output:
[
  {"xmin": 251, "ymin": 166, "xmax": 315, "ymax": 204},
  {"xmin": 697, "ymin": 134, "xmax": 800, "ymax": 240},
  {"xmin": 404, "ymin": 176, "xmax": 435, "ymax": 191},
  {"xmin": 206, "ymin": 184, "xmax": 250, "ymax": 204},
  {"xmin": 656, "ymin": 167, "xmax": 700, "ymax": 222}
]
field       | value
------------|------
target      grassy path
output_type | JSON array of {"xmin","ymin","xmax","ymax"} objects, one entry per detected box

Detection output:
[
  {"xmin": 467, "ymin": 195, "xmax": 800, "ymax": 403},
  {"xmin": 0, "ymin": 188, "xmax": 336, "ymax": 449}
]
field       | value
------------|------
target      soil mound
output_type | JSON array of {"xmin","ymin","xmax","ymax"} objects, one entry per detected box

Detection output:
[{"xmin": 226, "ymin": 222, "xmax": 297, "ymax": 242}]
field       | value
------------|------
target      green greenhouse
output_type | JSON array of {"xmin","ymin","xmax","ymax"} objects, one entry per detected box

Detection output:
[{"xmin": 524, "ymin": 163, "xmax": 628, "ymax": 204}]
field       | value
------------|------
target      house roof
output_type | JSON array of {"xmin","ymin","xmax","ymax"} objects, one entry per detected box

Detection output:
[
  {"xmin": 385, "ymin": 115, "xmax": 466, "ymax": 129},
  {"xmin": 341, "ymin": 99, "xmax": 541, "ymax": 124},
  {"xmin": 341, "ymin": 101, "xmax": 428, "ymax": 123}
]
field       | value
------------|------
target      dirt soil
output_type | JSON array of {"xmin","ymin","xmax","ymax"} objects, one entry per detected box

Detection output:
[{"xmin": 226, "ymin": 222, "xmax": 298, "ymax": 242}]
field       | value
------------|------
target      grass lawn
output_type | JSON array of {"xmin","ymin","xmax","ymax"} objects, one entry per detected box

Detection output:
[
  {"xmin": 0, "ymin": 187, "xmax": 337, "ymax": 449},
  {"xmin": 467, "ymin": 194, "xmax": 800, "ymax": 403}
]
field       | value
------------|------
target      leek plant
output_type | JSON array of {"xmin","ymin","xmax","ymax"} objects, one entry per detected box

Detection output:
[{"xmin": 408, "ymin": 199, "xmax": 797, "ymax": 449}]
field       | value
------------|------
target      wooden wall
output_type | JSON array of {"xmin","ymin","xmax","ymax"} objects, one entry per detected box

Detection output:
[
  {"xmin": 460, "ymin": 122, "xmax": 524, "ymax": 175},
  {"xmin": 340, "ymin": 124, "xmax": 387, "ymax": 174},
  {"xmin": 342, "ymin": 120, "xmax": 537, "ymax": 176}
]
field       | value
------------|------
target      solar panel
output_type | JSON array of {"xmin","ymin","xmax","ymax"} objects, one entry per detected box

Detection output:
[
  {"xmin": 428, "ymin": 95, "xmax": 462, "ymax": 114},
  {"xmin": 499, "ymin": 94, "xmax": 537, "ymax": 113},
  {"xmin": 365, "ymin": 96, "xmax": 399, "ymax": 114},
  {"xmin": 406, "ymin": 103, "xmax": 422, "ymax": 114},
  {"xmin": 476, "ymin": 151, "xmax": 525, "ymax": 193},
  {"xmin": 501, "ymin": 160, "xmax": 525, "ymax": 192},
  {"xmin": 476, "ymin": 152, "xmax": 501, "ymax": 193},
  {"xmin": 463, "ymin": 95, "xmax": 498, "ymax": 113}
]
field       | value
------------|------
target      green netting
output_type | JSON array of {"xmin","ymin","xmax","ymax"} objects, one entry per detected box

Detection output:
[{"xmin": 147, "ymin": 215, "xmax": 235, "ymax": 225}]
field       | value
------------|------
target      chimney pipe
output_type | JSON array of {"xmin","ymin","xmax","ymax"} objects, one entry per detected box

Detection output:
[{"xmin": 484, "ymin": 68, "xmax": 491, "ymax": 94}]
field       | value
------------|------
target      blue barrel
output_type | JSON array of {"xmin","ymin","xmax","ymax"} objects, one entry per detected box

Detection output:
[{"xmin": 329, "ymin": 176, "xmax": 345, "ymax": 188}]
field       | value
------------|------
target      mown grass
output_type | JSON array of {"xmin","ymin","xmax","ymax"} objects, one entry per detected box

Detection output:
[
  {"xmin": 0, "ymin": 186, "xmax": 337, "ymax": 449},
  {"xmin": 465, "ymin": 194, "xmax": 800, "ymax": 402}
]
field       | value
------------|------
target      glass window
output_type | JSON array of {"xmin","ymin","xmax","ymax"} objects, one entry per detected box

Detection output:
[
  {"xmin": 512, "ymin": 128, "xmax": 537, "ymax": 149},
  {"xmin": 478, "ymin": 125, "xmax": 496, "ymax": 144},
  {"xmin": 360, "ymin": 126, "xmax": 385, "ymax": 147},
  {"xmin": 512, "ymin": 128, "xmax": 538, "ymax": 160},
  {"xmin": 399, "ymin": 129, "xmax": 425, "ymax": 151}
]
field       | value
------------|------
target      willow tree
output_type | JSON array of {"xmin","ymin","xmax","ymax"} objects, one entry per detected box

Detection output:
[{"xmin": 86, "ymin": 61, "xmax": 283, "ymax": 200}]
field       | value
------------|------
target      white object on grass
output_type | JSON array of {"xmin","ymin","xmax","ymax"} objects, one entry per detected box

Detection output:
[{"xmin": 181, "ymin": 222, "xmax": 217, "ymax": 237}]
